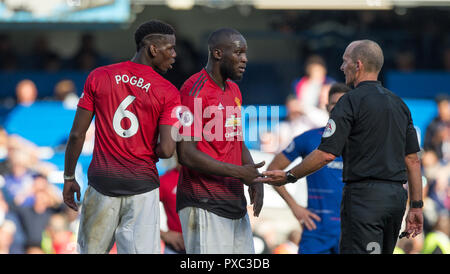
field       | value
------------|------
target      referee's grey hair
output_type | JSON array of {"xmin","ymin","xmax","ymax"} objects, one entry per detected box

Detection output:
[{"xmin": 349, "ymin": 40, "xmax": 384, "ymax": 73}]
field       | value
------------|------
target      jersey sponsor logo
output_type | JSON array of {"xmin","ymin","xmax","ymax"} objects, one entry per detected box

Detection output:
[
  {"xmin": 224, "ymin": 114, "xmax": 242, "ymax": 139},
  {"xmin": 225, "ymin": 115, "xmax": 241, "ymax": 129},
  {"xmin": 322, "ymin": 119, "xmax": 336, "ymax": 138},
  {"xmin": 115, "ymin": 74, "xmax": 151, "ymax": 93}
]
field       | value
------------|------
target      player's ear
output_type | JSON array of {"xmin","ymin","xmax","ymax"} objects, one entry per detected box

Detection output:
[
  {"xmin": 213, "ymin": 48, "xmax": 222, "ymax": 60},
  {"xmin": 148, "ymin": 44, "xmax": 158, "ymax": 58}
]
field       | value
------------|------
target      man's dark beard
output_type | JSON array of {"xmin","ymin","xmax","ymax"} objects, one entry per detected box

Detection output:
[
  {"xmin": 220, "ymin": 61, "xmax": 241, "ymax": 81},
  {"xmin": 154, "ymin": 66, "xmax": 168, "ymax": 75}
]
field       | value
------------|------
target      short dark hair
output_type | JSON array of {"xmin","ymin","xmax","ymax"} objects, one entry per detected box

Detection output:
[
  {"xmin": 435, "ymin": 93, "xmax": 450, "ymax": 104},
  {"xmin": 207, "ymin": 28, "xmax": 241, "ymax": 52},
  {"xmin": 285, "ymin": 94, "xmax": 298, "ymax": 104},
  {"xmin": 328, "ymin": 82, "xmax": 351, "ymax": 99},
  {"xmin": 134, "ymin": 20, "xmax": 175, "ymax": 51},
  {"xmin": 305, "ymin": 55, "xmax": 326, "ymax": 69}
]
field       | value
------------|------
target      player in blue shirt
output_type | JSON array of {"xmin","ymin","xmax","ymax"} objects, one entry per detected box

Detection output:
[{"xmin": 267, "ymin": 83, "xmax": 350, "ymax": 254}]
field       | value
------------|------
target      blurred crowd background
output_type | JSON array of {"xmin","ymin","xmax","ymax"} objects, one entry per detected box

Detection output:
[{"xmin": 0, "ymin": 1, "xmax": 449, "ymax": 254}]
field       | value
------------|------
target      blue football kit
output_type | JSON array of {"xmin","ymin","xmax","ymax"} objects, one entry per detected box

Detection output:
[{"xmin": 282, "ymin": 127, "xmax": 344, "ymax": 254}]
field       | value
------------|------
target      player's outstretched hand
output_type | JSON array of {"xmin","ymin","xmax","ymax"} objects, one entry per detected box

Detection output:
[
  {"xmin": 402, "ymin": 208, "xmax": 423, "ymax": 239},
  {"xmin": 240, "ymin": 161, "xmax": 265, "ymax": 186},
  {"xmin": 253, "ymin": 170, "xmax": 288, "ymax": 186},
  {"xmin": 63, "ymin": 179, "xmax": 81, "ymax": 211},
  {"xmin": 248, "ymin": 183, "xmax": 264, "ymax": 217}
]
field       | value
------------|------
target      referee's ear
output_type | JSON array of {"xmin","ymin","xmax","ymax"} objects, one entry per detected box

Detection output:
[{"xmin": 356, "ymin": 60, "xmax": 363, "ymax": 71}]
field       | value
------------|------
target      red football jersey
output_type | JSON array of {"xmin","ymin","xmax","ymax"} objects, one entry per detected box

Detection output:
[
  {"xmin": 159, "ymin": 168, "xmax": 182, "ymax": 233},
  {"xmin": 176, "ymin": 69, "xmax": 246, "ymax": 219},
  {"xmin": 78, "ymin": 61, "xmax": 181, "ymax": 196}
]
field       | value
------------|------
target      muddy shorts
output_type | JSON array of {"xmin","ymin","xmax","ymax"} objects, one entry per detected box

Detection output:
[
  {"xmin": 77, "ymin": 186, "xmax": 160, "ymax": 254},
  {"xmin": 178, "ymin": 207, "xmax": 254, "ymax": 254}
]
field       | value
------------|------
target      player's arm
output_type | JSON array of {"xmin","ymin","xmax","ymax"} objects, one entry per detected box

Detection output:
[
  {"xmin": 155, "ymin": 124, "xmax": 177, "ymax": 159},
  {"xmin": 177, "ymin": 138, "xmax": 262, "ymax": 185},
  {"xmin": 63, "ymin": 107, "xmax": 94, "ymax": 211},
  {"xmin": 157, "ymin": 84, "xmax": 182, "ymax": 159},
  {"xmin": 241, "ymin": 142, "xmax": 266, "ymax": 175},
  {"xmin": 267, "ymin": 153, "xmax": 296, "ymax": 206},
  {"xmin": 241, "ymin": 143, "xmax": 265, "ymax": 217},
  {"xmin": 268, "ymin": 153, "xmax": 322, "ymax": 230}
]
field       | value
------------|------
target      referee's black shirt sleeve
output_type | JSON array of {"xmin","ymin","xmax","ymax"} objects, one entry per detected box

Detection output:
[{"xmin": 318, "ymin": 92, "xmax": 354, "ymax": 157}]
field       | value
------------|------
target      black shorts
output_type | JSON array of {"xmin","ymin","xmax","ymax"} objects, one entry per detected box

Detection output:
[{"xmin": 340, "ymin": 182, "xmax": 408, "ymax": 254}]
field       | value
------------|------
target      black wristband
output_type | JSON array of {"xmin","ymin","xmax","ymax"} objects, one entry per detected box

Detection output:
[
  {"xmin": 410, "ymin": 200, "xmax": 423, "ymax": 209},
  {"xmin": 286, "ymin": 171, "xmax": 298, "ymax": 184}
]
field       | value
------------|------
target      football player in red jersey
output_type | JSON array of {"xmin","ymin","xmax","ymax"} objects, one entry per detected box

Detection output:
[
  {"xmin": 176, "ymin": 28, "xmax": 264, "ymax": 254},
  {"xmin": 63, "ymin": 20, "xmax": 181, "ymax": 254}
]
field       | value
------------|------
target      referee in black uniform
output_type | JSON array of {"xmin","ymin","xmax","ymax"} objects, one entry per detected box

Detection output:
[{"xmin": 255, "ymin": 40, "xmax": 423, "ymax": 254}]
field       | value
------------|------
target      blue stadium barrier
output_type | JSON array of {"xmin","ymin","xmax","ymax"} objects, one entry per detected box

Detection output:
[
  {"xmin": 3, "ymin": 101, "xmax": 76, "ymax": 147},
  {"xmin": 403, "ymin": 98, "xmax": 437, "ymax": 146},
  {"xmin": 386, "ymin": 71, "xmax": 450, "ymax": 100}
]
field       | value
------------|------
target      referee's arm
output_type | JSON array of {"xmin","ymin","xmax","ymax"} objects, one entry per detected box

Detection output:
[
  {"xmin": 286, "ymin": 149, "xmax": 336, "ymax": 180},
  {"xmin": 405, "ymin": 153, "xmax": 422, "ymax": 202},
  {"xmin": 402, "ymin": 152, "xmax": 424, "ymax": 238},
  {"xmin": 256, "ymin": 149, "xmax": 335, "ymax": 186}
]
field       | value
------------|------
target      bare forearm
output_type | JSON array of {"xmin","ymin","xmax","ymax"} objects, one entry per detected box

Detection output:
[
  {"xmin": 65, "ymin": 107, "xmax": 94, "ymax": 176},
  {"xmin": 406, "ymin": 154, "xmax": 422, "ymax": 201},
  {"xmin": 241, "ymin": 143, "xmax": 254, "ymax": 166},
  {"xmin": 274, "ymin": 185, "xmax": 299, "ymax": 209},
  {"xmin": 177, "ymin": 143, "xmax": 243, "ymax": 178},
  {"xmin": 268, "ymin": 153, "xmax": 297, "ymax": 206},
  {"xmin": 64, "ymin": 133, "xmax": 86, "ymax": 176},
  {"xmin": 290, "ymin": 149, "xmax": 335, "ymax": 179},
  {"xmin": 155, "ymin": 144, "xmax": 174, "ymax": 159},
  {"xmin": 156, "ymin": 125, "xmax": 177, "ymax": 159}
]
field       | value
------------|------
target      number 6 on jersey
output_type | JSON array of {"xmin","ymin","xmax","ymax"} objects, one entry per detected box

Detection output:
[{"xmin": 113, "ymin": 95, "xmax": 139, "ymax": 138}]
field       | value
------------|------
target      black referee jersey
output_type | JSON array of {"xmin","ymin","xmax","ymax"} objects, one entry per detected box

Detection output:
[{"xmin": 318, "ymin": 80, "xmax": 420, "ymax": 183}]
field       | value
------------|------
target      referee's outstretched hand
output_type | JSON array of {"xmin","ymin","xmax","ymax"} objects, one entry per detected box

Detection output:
[
  {"xmin": 402, "ymin": 208, "xmax": 423, "ymax": 238},
  {"xmin": 63, "ymin": 179, "xmax": 81, "ymax": 211}
]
